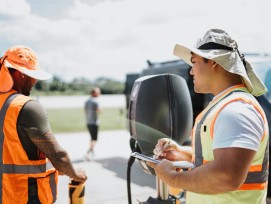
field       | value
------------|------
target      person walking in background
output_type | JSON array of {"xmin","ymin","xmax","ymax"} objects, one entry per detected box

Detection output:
[
  {"xmin": 147, "ymin": 29, "xmax": 269, "ymax": 204},
  {"xmin": 0, "ymin": 45, "xmax": 87, "ymax": 203},
  {"xmin": 84, "ymin": 87, "xmax": 101, "ymax": 160}
]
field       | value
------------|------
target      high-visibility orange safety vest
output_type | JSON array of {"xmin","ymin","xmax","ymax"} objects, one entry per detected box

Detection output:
[
  {"xmin": 187, "ymin": 85, "xmax": 269, "ymax": 204},
  {"xmin": 0, "ymin": 91, "xmax": 58, "ymax": 204}
]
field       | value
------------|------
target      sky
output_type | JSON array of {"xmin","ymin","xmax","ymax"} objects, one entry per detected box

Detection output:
[{"xmin": 0, "ymin": 0, "xmax": 271, "ymax": 82}]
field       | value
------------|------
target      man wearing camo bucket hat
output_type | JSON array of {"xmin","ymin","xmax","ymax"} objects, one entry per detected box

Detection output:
[{"xmin": 148, "ymin": 29, "xmax": 269, "ymax": 204}]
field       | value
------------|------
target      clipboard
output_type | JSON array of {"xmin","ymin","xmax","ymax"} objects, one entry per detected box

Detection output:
[{"xmin": 131, "ymin": 152, "xmax": 195, "ymax": 169}]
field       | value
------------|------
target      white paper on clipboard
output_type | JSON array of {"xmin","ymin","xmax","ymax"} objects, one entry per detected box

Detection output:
[{"xmin": 131, "ymin": 152, "xmax": 195, "ymax": 169}]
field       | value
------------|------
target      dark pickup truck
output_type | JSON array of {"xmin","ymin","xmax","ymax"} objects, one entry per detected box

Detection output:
[{"xmin": 124, "ymin": 53, "xmax": 271, "ymax": 195}]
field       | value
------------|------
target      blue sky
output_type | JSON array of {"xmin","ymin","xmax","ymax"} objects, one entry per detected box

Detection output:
[{"xmin": 0, "ymin": 0, "xmax": 270, "ymax": 82}]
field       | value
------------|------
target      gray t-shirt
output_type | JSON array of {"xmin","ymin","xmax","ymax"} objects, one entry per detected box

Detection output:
[{"xmin": 85, "ymin": 97, "xmax": 99, "ymax": 125}]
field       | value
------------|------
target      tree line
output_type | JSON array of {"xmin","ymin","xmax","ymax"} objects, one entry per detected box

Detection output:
[{"xmin": 33, "ymin": 75, "xmax": 125, "ymax": 95}]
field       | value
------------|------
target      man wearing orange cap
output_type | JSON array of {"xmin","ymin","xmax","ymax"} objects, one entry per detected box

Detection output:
[{"xmin": 0, "ymin": 45, "xmax": 87, "ymax": 203}]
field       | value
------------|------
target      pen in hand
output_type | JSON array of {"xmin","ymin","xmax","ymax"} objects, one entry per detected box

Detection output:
[{"xmin": 156, "ymin": 138, "xmax": 172, "ymax": 156}]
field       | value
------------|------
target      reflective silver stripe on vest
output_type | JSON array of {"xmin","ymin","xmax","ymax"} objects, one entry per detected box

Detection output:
[
  {"xmin": 245, "ymin": 143, "xmax": 269, "ymax": 184},
  {"xmin": 0, "ymin": 93, "xmax": 19, "ymax": 202},
  {"xmin": 2, "ymin": 161, "xmax": 54, "ymax": 174},
  {"xmin": 50, "ymin": 173, "xmax": 57, "ymax": 202},
  {"xmin": 195, "ymin": 90, "xmax": 269, "ymax": 184},
  {"xmin": 194, "ymin": 111, "xmax": 211, "ymax": 167},
  {"xmin": 195, "ymin": 90, "xmax": 242, "ymax": 167},
  {"xmin": 0, "ymin": 93, "xmax": 57, "ymax": 203}
]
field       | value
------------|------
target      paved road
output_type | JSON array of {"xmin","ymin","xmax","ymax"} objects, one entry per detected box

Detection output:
[
  {"xmin": 54, "ymin": 130, "xmax": 271, "ymax": 204},
  {"xmin": 55, "ymin": 130, "xmax": 157, "ymax": 204}
]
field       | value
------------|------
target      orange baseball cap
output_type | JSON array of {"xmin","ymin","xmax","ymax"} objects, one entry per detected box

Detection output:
[{"xmin": 0, "ymin": 45, "xmax": 52, "ymax": 93}]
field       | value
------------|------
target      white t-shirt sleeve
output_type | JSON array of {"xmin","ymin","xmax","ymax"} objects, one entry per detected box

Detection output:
[{"xmin": 213, "ymin": 101, "xmax": 264, "ymax": 151}]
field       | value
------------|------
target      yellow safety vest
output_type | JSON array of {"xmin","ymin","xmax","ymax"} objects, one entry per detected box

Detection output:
[
  {"xmin": 187, "ymin": 85, "xmax": 269, "ymax": 204},
  {"xmin": 0, "ymin": 91, "xmax": 58, "ymax": 204}
]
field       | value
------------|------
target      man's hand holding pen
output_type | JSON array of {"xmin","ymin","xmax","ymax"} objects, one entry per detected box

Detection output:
[
  {"xmin": 147, "ymin": 137, "xmax": 193, "ymax": 168},
  {"xmin": 147, "ymin": 138, "xmax": 179, "ymax": 172},
  {"xmin": 153, "ymin": 138, "xmax": 181, "ymax": 161}
]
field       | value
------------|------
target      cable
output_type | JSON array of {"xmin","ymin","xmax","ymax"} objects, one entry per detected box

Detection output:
[
  {"xmin": 127, "ymin": 138, "xmax": 141, "ymax": 204},
  {"xmin": 127, "ymin": 155, "xmax": 136, "ymax": 204}
]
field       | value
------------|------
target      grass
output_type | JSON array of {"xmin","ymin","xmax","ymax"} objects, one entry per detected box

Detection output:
[{"xmin": 47, "ymin": 107, "xmax": 127, "ymax": 133}]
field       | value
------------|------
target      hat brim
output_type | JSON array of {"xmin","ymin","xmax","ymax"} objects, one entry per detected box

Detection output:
[
  {"xmin": 4, "ymin": 60, "xmax": 52, "ymax": 80},
  {"xmin": 173, "ymin": 43, "xmax": 231, "ymax": 65},
  {"xmin": 173, "ymin": 43, "xmax": 267, "ymax": 96},
  {"xmin": 173, "ymin": 43, "xmax": 248, "ymax": 80}
]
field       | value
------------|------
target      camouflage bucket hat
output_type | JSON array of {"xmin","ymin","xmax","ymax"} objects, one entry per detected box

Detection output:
[{"xmin": 173, "ymin": 29, "xmax": 267, "ymax": 96}]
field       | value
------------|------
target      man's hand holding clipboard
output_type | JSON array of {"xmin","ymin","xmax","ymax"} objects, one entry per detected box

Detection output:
[{"xmin": 131, "ymin": 152, "xmax": 195, "ymax": 169}]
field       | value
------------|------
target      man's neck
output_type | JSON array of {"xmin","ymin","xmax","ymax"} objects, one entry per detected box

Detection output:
[{"xmin": 212, "ymin": 75, "xmax": 243, "ymax": 96}]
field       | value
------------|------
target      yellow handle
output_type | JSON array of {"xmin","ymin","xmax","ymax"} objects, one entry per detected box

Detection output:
[{"xmin": 69, "ymin": 183, "xmax": 85, "ymax": 204}]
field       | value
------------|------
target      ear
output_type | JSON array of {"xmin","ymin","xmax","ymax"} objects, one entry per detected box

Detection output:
[{"xmin": 211, "ymin": 61, "xmax": 218, "ymax": 69}]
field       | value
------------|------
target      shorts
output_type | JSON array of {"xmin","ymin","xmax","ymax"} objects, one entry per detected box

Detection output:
[{"xmin": 87, "ymin": 124, "xmax": 99, "ymax": 141}]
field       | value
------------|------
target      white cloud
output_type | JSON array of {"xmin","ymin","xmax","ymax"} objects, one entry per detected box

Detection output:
[
  {"xmin": 0, "ymin": 0, "xmax": 271, "ymax": 82},
  {"xmin": 0, "ymin": 0, "xmax": 30, "ymax": 17}
]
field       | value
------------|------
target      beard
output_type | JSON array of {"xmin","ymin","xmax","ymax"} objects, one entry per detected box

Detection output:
[
  {"xmin": 22, "ymin": 88, "xmax": 31, "ymax": 96},
  {"xmin": 22, "ymin": 91, "xmax": 30, "ymax": 96}
]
